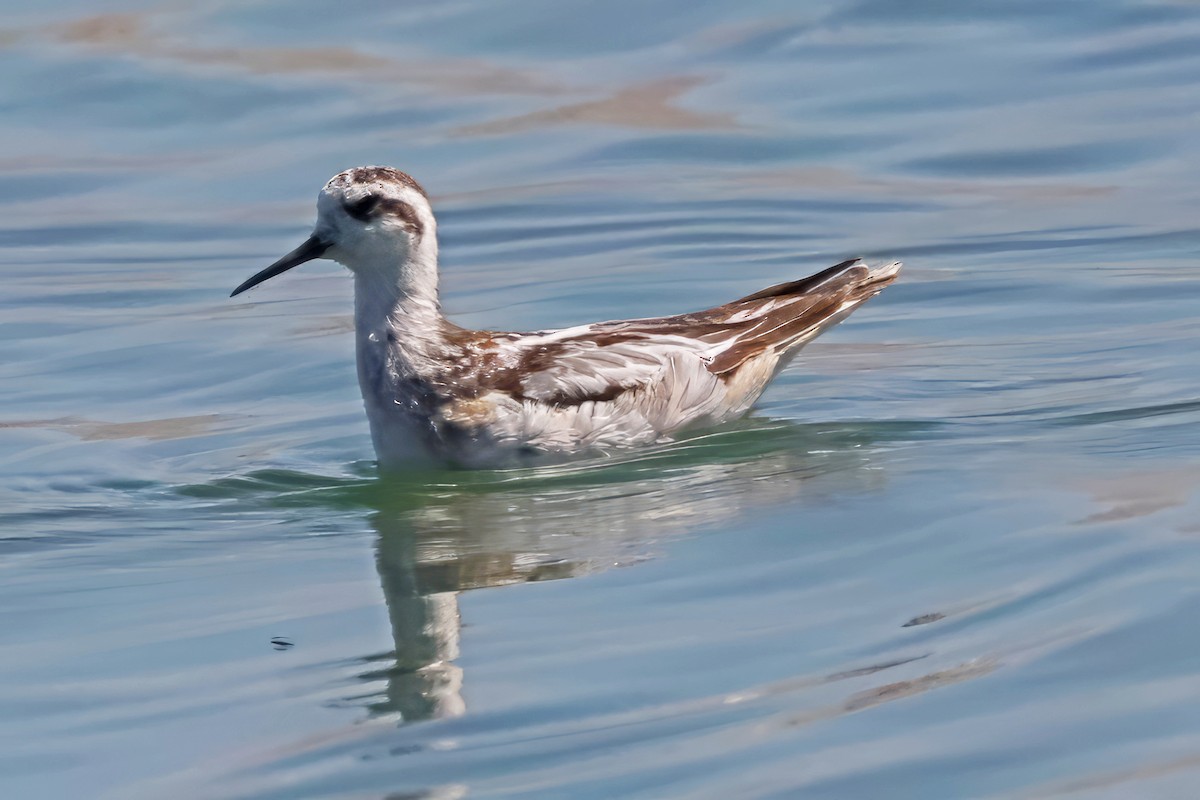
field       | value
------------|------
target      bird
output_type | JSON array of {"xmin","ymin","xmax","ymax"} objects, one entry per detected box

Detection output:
[{"xmin": 232, "ymin": 166, "xmax": 901, "ymax": 469}]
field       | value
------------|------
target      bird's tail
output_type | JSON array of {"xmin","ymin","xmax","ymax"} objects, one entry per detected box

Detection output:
[{"xmin": 709, "ymin": 258, "xmax": 902, "ymax": 375}]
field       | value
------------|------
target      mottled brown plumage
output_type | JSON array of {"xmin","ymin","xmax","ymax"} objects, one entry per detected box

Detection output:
[
  {"xmin": 422, "ymin": 257, "xmax": 898, "ymax": 412},
  {"xmin": 232, "ymin": 165, "xmax": 903, "ymax": 468}
]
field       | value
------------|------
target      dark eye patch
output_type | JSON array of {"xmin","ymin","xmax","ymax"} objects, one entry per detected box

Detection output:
[{"xmin": 344, "ymin": 193, "xmax": 381, "ymax": 221}]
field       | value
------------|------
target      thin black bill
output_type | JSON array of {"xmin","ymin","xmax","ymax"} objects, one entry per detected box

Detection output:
[{"xmin": 230, "ymin": 235, "xmax": 331, "ymax": 297}]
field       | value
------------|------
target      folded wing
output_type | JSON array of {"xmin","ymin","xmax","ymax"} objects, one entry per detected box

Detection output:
[{"xmin": 475, "ymin": 258, "xmax": 901, "ymax": 426}]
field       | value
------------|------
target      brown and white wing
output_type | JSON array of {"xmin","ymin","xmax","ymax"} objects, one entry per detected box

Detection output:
[
  {"xmin": 494, "ymin": 327, "xmax": 730, "ymax": 428},
  {"xmin": 706, "ymin": 258, "xmax": 902, "ymax": 375},
  {"xmin": 469, "ymin": 258, "xmax": 900, "ymax": 442},
  {"xmin": 513, "ymin": 329, "xmax": 715, "ymax": 399},
  {"xmin": 507, "ymin": 259, "xmax": 901, "ymax": 389}
]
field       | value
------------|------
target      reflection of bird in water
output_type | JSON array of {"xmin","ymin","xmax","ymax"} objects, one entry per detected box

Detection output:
[
  {"xmin": 231, "ymin": 166, "xmax": 901, "ymax": 468},
  {"xmin": 362, "ymin": 419, "xmax": 893, "ymax": 723}
]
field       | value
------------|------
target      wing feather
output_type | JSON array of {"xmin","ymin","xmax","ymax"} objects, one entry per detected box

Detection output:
[
  {"xmin": 514, "ymin": 334, "xmax": 715, "ymax": 406},
  {"xmin": 465, "ymin": 259, "xmax": 900, "ymax": 416}
]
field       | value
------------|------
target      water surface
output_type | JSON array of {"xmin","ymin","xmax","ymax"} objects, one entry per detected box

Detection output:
[{"xmin": 3, "ymin": 1, "xmax": 1200, "ymax": 798}]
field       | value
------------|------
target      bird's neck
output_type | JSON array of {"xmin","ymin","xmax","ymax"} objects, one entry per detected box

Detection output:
[
  {"xmin": 349, "ymin": 238, "xmax": 457, "ymax": 463},
  {"xmin": 351, "ymin": 238, "xmax": 449, "ymax": 363}
]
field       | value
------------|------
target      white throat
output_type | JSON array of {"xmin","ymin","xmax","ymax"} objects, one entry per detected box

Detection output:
[
  {"xmin": 342, "ymin": 231, "xmax": 449, "ymax": 464},
  {"xmin": 343, "ymin": 230, "xmax": 444, "ymax": 351}
]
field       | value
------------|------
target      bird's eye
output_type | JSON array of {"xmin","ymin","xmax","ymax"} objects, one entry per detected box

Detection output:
[{"xmin": 344, "ymin": 194, "xmax": 380, "ymax": 221}]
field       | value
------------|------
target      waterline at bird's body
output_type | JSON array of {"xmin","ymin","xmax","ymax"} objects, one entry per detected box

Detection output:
[{"xmin": 232, "ymin": 166, "xmax": 901, "ymax": 469}]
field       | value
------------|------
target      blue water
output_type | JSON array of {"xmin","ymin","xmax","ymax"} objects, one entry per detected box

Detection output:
[{"xmin": 3, "ymin": 1, "xmax": 1200, "ymax": 797}]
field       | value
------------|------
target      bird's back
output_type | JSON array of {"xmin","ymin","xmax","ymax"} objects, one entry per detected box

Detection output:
[{"xmin": 424, "ymin": 259, "xmax": 901, "ymax": 466}]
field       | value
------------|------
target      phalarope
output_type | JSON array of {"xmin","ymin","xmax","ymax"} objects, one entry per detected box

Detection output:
[{"xmin": 232, "ymin": 166, "xmax": 901, "ymax": 469}]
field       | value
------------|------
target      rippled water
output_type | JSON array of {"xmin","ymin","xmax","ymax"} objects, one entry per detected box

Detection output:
[{"xmin": 3, "ymin": 1, "xmax": 1200, "ymax": 798}]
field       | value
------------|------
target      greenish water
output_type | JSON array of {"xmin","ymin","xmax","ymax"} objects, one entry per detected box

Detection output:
[{"xmin": 3, "ymin": 1, "xmax": 1200, "ymax": 798}]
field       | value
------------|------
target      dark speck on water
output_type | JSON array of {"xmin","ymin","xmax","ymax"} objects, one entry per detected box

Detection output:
[{"xmin": 3, "ymin": 1, "xmax": 1200, "ymax": 798}]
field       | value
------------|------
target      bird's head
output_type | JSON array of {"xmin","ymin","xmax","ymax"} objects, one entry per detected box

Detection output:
[{"xmin": 231, "ymin": 166, "xmax": 437, "ymax": 297}]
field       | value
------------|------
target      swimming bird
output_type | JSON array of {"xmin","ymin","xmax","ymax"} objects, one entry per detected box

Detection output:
[{"xmin": 232, "ymin": 166, "xmax": 901, "ymax": 469}]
